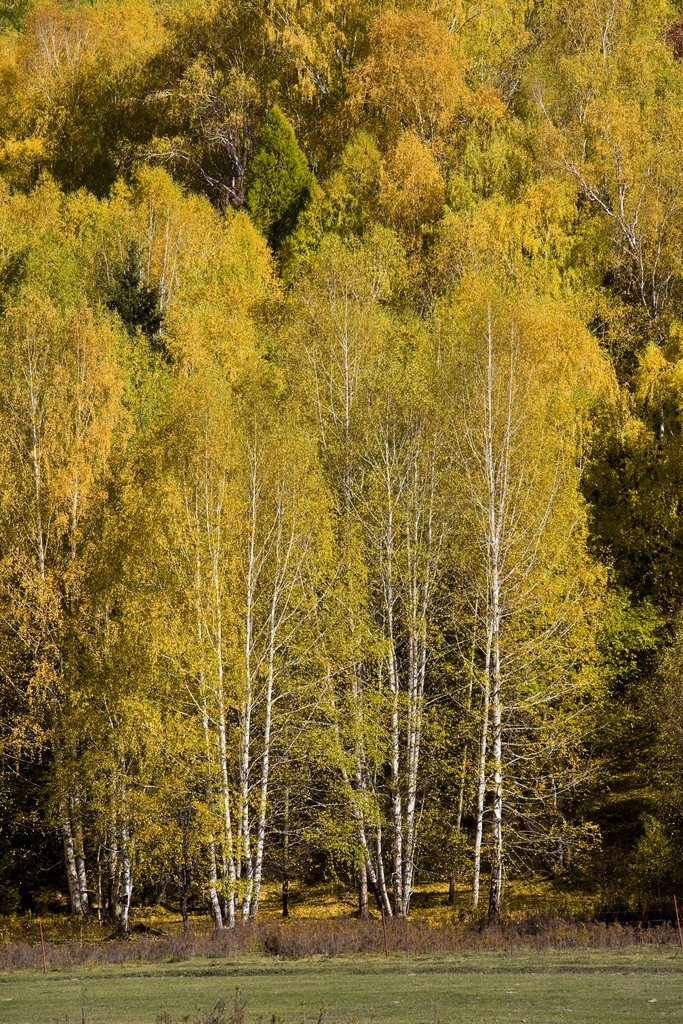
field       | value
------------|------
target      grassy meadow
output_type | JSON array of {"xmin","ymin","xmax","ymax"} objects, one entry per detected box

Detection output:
[
  {"xmin": 2, "ymin": 884, "xmax": 682, "ymax": 1023},
  {"xmin": 1, "ymin": 949, "xmax": 682, "ymax": 1024}
]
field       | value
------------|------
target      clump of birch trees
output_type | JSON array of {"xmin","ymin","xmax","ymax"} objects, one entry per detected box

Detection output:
[{"xmin": 5, "ymin": 0, "xmax": 683, "ymax": 925}]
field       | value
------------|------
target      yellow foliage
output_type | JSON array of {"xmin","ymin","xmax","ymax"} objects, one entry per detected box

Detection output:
[
  {"xmin": 379, "ymin": 131, "xmax": 446, "ymax": 248},
  {"xmin": 350, "ymin": 10, "xmax": 467, "ymax": 145},
  {"xmin": 100, "ymin": 168, "xmax": 274, "ymax": 371}
]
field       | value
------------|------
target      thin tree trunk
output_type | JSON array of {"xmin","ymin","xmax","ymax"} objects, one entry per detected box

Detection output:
[
  {"xmin": 387, "ymin": 643, "xmax": 403, "ymax": 916},
  {"xmin": 282, "ymin": 787, "xmax": 290, "ymax": 918},
  {"xmin": 358, "ymin": 828, "xmax": 387, "ymax": 915},
  {"xmin": 198, "ymin": 538, "xmax": 223, "ymax": 930},
  {"xmin": 471, "ymin": 630, "xmax": 492, "ymax": 910},
  {"xmin": 180, "ymin": 829, "xmax": 191, "ymax": 934},
  {"xmin": 374, "ymin": 804, "xmax": 393, "ymax": 916},
  {"xmin": 449, "ymin": 749, "xmax": 467, "ymax": 906},
  {"xmin": 60, "ymin": 802, "xmax": 83, "ymax": 916},
  {"xmin": 108, "ymin": 820, "xmax": 120, "ymax": 925},
  {"xmin": 239, "ymin": 694, "xmax": 253, "ymax": 921},
  {"xmin": 205, "ymin": 820, "xmax": 223, "ymax": 929},
  {"xmin": 119, "ymin": 815, "xmax": 132, "ymax": 934},
  {"xmin": 250, "ymin": 613, "xmax": 276, "ymax": 920},
  {"xmin": 381, "ymin": 461, "xmax": 404, "ymax": 918},
  {"xmin": 358, "ymin": 857, "xmax": 368, "ymax": 919},
  {"xmin": 488, "ymin": 627, "xmax": 503, "ymax": 919},
  {"xmin": 202, "ymin": 725, "xmax": 222, "ymax": 929},
  {"xmin": 240, "ymin": 456, "xmax": 259, "ymax": 923},
  {"xmin": 217, "ymin": 695, "xmax": 236, "ymax": 927},
  {"xmin": 449, "ymin": 605, "xmax": 477, "ymax": 904},
  {"xmin": 485, "ymin": 318, "xmax": 504, "ymax": 921},
  {"xmin": 212, "ymin": 529, "xmax": 236, "ymax": 926},
  {"xmin": 400, "ymin": 454, "xmax": 434, "ymax": 918},
  {"xmin": 401, "ymin": 620, "xmax": 427, "ymax": 917},
  {"xmin": 72, "ymin": 796, "xmax": 89, "ymax": 919}
]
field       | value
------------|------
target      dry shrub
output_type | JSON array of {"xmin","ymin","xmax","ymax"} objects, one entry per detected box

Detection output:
[{"xmin": 1, "ymin": 914, "xmax": 677, "ymax": 971}]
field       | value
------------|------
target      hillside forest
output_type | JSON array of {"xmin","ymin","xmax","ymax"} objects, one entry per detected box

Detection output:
[{"xmin": 2, "ymin": 0, "xmax": 683, "ymax": 931}]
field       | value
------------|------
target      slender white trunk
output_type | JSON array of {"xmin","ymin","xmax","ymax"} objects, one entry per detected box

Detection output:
[
  {"xmin": 217, "ymin": 691, "xmax": 236, "ymax": 926},
  {"xmin": 119, "ymin": 814, "xmax": 132, "ymax": 934},
  {"xmin": 206, "ymin": 552, "xmax": 228, "ymax": 929},
  {"xmin": 238, "ymin": 450, "xmax": 262, "ymax": 922},
  {"xmin": 381, "ymin": 441, "xmax": 404, "ymax": 916},
  {"xmin": 358, "ymin": 827, "xmax": 387, "ymax": 913},
  {"xmin": 60, "ymin": 803, "xmax": 83, "ymax": 916},
  {"xmin": 208, "ymin": 524, "xmax": 235, "ymax": 926},
  {"xmin": 72, "ymin": 797, "xmax": 89, "ymax": 918},
  {"xmin": 386, "ymin": 618, "xmax": 403, "ymax": 915},
  {"xmin": 375, "ymin": 808, "xmax": 393, "ymax": 916},
  {"xmin": 401, "ymin": 623, "xmax": 427, "ymax": 916},
  {"xmin": 400, "ymin": 450, "xmax": 435, "ymax": 918},
  {"xmin": 472, "ymin": 630, "xmax": 492, "ymax": 910},
  {"xmin": 201, "ymin": 690, "xmax": 223, "ymax": 930},
  {"xmin": 358, "ymin": 857, "xmax": 369, "ymax": 918},
  {"xmin": 108, "ymin": 811, "xmax": 120, "ymax": 925},
  {"xmin": 449, "ymin": 633, "xmax": 475, "ymax": 904},
  {"xmin": 192, "ymin": 503, "xmax": 224, "ymax": 930},
  {"xmin": 250, "ymin": 603, "xmax": 276, "ymax": 919},
  {"xmin": 485, "ymin": 317, "xmax": 505, "ymax": 920},
  {"xmin": 488, "ymin": 622, "xmax": 503, "ymax": 918},
  {"xmin": 239, "ymin": 694, "xmax": 253, "ymax": 921}
]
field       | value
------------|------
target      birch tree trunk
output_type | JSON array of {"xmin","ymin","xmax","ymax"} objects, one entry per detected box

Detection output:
[
  {"xmin": 355, "ymin": 409, "xmax": 446, "ymax": 918},
  {"xmin": 358, "ymin": 857, "xmax": 369, "ymax": 918},
  {"xmin": 471, "ymin": 632, "xmax": 491, "ymax": 911},
  {"xmin": 60, "ymin": 799, "xmax": 84, "ymax": 916},
  {"xmin": 72, "ymin": 796, "xmax": 90, "ymax": 918},
  {"xmin": 249, "ymin": 626, "xmax": 274, "ymax": 919},
  {"xmin": 451, "ymin": 293, "xmax": 592, "ymax": 918},
  {"xmin": 201, "ymin": 693, "xmax": 223, "ymax": 930},
  {"xmin": 119, "ymin": 814, "xmax": 132, "ymax": 934},
  {"xmin": 449, "ymin": 621, "xmax": 476, "ymax": 905}
]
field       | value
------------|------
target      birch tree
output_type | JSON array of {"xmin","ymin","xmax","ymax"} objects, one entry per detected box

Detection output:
[
  {"xmin": 0, "ymin": 291, "xmax": 124, "ymax": 916},
  {"xmin": 349, "ymin": 386, "xmax": 449, "ymax": 917},
  {"xmin": 444, "ymin": 285, "xmax": 608, "ymax": 918},
  {"xmin": 140, "ymin": 363, "xmax": 329, "ymax": 925},
  {"xmin": 289, "ymin": 227, "xmax": 403, "ymax": 914}
]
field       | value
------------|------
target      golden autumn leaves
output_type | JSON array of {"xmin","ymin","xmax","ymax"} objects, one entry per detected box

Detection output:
[{"xmin": 2, "ymin": 0, "xmax": 683, "ymax": 924}]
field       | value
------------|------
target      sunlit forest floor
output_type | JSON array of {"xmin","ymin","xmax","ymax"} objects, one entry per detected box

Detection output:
[
  {"xmin": 1, "ymin": 879, "xmax": 603, "ymax": 945},
  {"xmin": 2, "ymin": 950, "xmax": 682, "ymax": 1024}
]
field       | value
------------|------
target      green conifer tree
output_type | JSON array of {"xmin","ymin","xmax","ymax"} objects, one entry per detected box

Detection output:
[
  {"xmin": 106, "ymin": 241, "xmax": 163, "ymax": 344},
  {"xmin": 245, "ymin": 107, "xmax": 314, "ymax": 250}
]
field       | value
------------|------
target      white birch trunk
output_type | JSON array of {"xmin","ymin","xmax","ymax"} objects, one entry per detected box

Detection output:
[
  {"xmin": 60, "ymin": 803, "xmax": 83, "ymax": 916},
  {"xmin": 488, "ymin": 628, "xmax": 503, "ymax": 918},
  {"xmin": 72, "ymin": 797, "xmax": 89, "ymax": 918},
  {"xmin": 202, "ymin": 688, "xmax": 223, "ymax": 930},
  {"xmin": 358, "ymin": 857, "xmax": 369, "ymax": 918},
  {"xmin": 239, "ymin": 452, "xmax": 258, "ymax": 922},
  {"xmin": 217, "ymin": 691, "xmax": 236, "ymax": 927},
  {"xmin": 471, "ymin": 629, "xmax": 492, "ymax": 910},
  {"xmin": 249, "ymin": 597, "xmax": 276, "ymax": 919},
  {"xmin": 119, "ymin": 816, "xmax": 132, "ymax": 934},
  {"xmin": 108, "ymin": 813, "xmax": 120, "ymax": 925}
]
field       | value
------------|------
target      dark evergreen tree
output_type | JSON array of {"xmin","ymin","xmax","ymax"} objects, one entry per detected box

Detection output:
[
  {"xmin": 0, "ymin": 247, "xmax": 29, "ymax": 314},
  {"xmin": 245, "ymin": 106, "xmax": 314, "ymax": 250},
  {"xmin": 106, "ymin": 241, "xmax": 163, "ymax": 344}
]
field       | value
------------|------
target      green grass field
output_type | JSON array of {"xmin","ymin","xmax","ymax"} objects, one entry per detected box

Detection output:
[{"xmin": 1, "ymin": 949, "xmax": 682, "ymax": 1024}]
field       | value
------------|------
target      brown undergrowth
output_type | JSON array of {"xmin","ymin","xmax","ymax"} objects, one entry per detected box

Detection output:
[{"xmin": 0, "ymin": 914, "xmax": 678, "ymax": 971}]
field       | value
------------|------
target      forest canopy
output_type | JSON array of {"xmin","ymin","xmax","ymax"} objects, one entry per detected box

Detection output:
[{"xmin": 0, "ymin": 0, "xmax": 682, "ymax": 929}]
